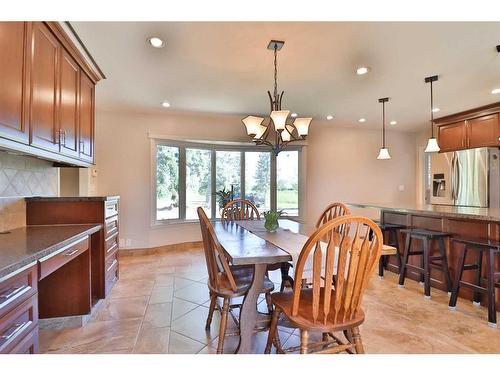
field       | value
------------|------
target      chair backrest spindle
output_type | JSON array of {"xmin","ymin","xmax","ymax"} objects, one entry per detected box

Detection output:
[{"xmin": 221, "ymin": 199, "xmax": 260, "ymax": 223}]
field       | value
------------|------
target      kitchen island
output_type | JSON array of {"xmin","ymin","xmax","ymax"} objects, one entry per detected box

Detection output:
[{"xmin": 349, "ymin": 203, "xmax": 500, "ymax": 310}]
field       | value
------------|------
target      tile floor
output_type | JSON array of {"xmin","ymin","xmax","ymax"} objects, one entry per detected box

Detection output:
[{"xmin": 39, "ymin": 247, "xmax": 500, "ymax": 354}]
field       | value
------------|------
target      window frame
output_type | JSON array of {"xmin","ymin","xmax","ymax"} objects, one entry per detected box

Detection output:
[{"xmin": 151, "ymin": 138, "xmax": 303, "ymax": 226}]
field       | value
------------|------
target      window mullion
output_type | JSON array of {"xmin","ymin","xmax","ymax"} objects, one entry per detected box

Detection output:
[
  {"xmin": 241, "ymin": 151, "xmax": 245, "ymax": 201},
  {"xmin": 179, "ymin": 146, "xmax": 187, "ymax": 220},
  {"xmin": 210, "ymin": 148, "xmax": 216, "ymax": 219},
  {"xmin": 270, "ymin": 151, "xmax": 277, "ymax": 212}
]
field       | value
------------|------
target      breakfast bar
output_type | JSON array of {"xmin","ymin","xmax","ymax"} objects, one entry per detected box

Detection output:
[{"xmin": 349, "ymin": 203, "xmax": 500, "ymax": 310}]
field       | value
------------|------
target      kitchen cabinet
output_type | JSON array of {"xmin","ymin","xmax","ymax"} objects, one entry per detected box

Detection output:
[
  {"xmin": 79, "ymin": 72, "xmax": 95, "ymax": 163},
  {"xmin": 436, "ymin": 103, "xmax": 500, "ymax": 152},
  {"xmin": 467, "ymin": 113, "xmax": 500, "ymax": 148},
  {"xmin": 58, "ymin": 48, "xmax": 80, "ymax": 158},
  {"xmin": 0, "ymin": 22, "xmax": 30, "ymax": 143},
  {"xmin": 29, "ymin": 22, "xmax": 60, "ymax": 152},
  {"xmin": 437, "ymin": 120, "xmax": 467, "ymax": 152},
  {"xmin": 0, "ymin": 21, "xmax": 103, "ymax": 167}
]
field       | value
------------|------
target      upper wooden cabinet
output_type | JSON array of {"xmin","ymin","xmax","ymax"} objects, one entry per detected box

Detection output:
[
  {"xmin": 467, "ymin": 113, "xmax": 500, "ymax": 148},
  {"xmin": 29, "ymin": 22, "xmax": 60, "ymax": 152},
  {"xmin": 59, "ymin": 48, "xmax": 80, "ymax": 158},
  {"xmin": 436, "ymin": 103, "xmax": 500, "ymax": 152},
  {"xmin": 79, "ymin": 72, "xmax": 95, "ymax": 163},
  {"xmin": 0, "ymin": 22, "xmax": 30, "ymax": 143},
  {"xmin": 0, "ymin": 21, "xmax": 103, "ymax": 167},
  {"xmin": 437, "ymin": 121, "xmax": 467, "ymax": 152}
]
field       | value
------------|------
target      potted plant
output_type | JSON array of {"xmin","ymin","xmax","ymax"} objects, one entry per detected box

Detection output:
[
  {"xmin": 263, "ymin": 210, "xmax": 284, "ymax": 233},
  {"xmin": 215, "ymin": 186, "xmax": 233, "ymax": 211}
]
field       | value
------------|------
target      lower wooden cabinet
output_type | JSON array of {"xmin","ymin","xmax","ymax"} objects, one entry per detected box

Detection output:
[{"xmin": 0, "ymin": 264, "xmax": 39, "ymax": 354}]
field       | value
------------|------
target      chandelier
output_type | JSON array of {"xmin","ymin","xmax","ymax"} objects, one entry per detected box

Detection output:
[{"xmin": 242, "ymin": 40, "xmax": 312, "ymax": 155}]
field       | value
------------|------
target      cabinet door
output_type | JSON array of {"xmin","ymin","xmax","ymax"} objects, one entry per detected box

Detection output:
[
  {"xmin": 437, "ymin": 121, "xmax": 467, "ymax": 152},
  {"xmin": 0, "ymin": 22, "xmax": 30, "ymax": 143},
  {"xmin": 79, "ymin": 72, "xmax": 95, "ymax": 163},
  {"xmin": 467, "ymin": 114, "xmax": 500, "ymax": 148},
  {"xmin": 29, "ymin": 22, "xmax": 60, "ymax": 152},
  {"xmin": 58, "ymin": 48, "xmax": 80, "ymax": 157}
]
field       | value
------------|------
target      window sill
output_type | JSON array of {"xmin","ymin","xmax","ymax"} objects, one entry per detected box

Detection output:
[{"xmin": 151, "ymin": 219, "xmax": 200, "ymax": 229}]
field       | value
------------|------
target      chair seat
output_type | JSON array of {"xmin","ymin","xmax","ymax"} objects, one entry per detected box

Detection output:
[
  {"xmin": 211, "ymin": 265, "xmax": 275, "ymax": 298},
  {"xmin": 271, "ymin": 288, "xmax": 365, "ymax": 332},
  {"xmin": 378, "ymin": 223, "xmax": 406, "ymax": 231},
  {"xmin": 400, "ymin": 228, "xmax": 450, "ymax": 239},
  {"xmin": 452, "ymin": 237, "xmax": 500, "ymax": 251}
]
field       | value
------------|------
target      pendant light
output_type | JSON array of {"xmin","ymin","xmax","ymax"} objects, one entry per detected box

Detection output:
[
  {"xmin": 377, "ymin": 97, "xmax": 391, "ymax": 160},
  {"xmin": 424, "ymin": 75, "xmax": 440, "ymax": 153}
]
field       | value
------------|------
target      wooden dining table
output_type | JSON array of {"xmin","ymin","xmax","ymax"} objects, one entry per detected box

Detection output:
[{"xmin": 213, "ymin": 218, "xmax": 396, "ymax": 354}]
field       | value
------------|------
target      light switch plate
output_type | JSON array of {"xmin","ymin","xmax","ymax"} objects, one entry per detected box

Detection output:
[{"xmin": 398, "ymin": 185, "xmax": 405, "ymax": 192}]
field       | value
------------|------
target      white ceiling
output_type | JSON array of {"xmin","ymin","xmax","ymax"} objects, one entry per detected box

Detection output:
[{"xmin": 72, "ymin": 22, "xmax": 500, "ymax": 132}]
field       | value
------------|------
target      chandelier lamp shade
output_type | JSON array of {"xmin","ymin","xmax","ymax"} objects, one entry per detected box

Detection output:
[
  {"xmin": 377, "ymin": 97, "xmax": 392, "ymax": 160},
  {"xmin": 242, "ymin": 40, "xmax": 312, "ymax": 155},
  {"xmin": 424, "ymin": 75, "xmax": 441, "ymax": 153}
]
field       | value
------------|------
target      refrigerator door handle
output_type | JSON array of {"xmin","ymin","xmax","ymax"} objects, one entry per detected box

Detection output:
[
  {"xmin": 455, "ymin": 154, "xmax": 461, "ymax": 202},
  {"xmin": 450, "ymin": 153, "xmax": 456, "ymax": 201}
]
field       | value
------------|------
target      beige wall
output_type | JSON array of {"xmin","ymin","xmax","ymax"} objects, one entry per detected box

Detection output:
[{"xmin": 94, "ymin": 109, "xmax": 420, "ymax": 249}]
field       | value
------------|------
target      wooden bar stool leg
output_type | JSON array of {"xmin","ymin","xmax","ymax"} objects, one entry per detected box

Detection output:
[
  {"xmin": 216, "ymin": 298, "xmax": 230, "ymax": 354},
  {"xmin": 423, "ymin": 238, "xmax": 431, "ymax": 299},
  {"xmin": 265, "ymin": 292, "xmax": 273, "ymax": 314},
  {"xmin": 419, "ymin": 239, "xmax": 425, "ymax": 284},
  {"xmin": 378, "ymin": 256, "xmax": 385, "ymax": 278},
  {"xmin": 449, "ymin": 245, "xmax": 467, "ymax": 309},
  {"xmin": 438, "ymin": 237, "xmax": 453, "ymax": 293},
  {"xmin": 300, "ymin": 330, "xmax": 309, "ymax": 354},
  {"xmin": 398, "ymin": 234, "xmax": 412, "ymax": 287},
  {"xmin": 485, "ymin": 249, "xmax": 497, "ymax": 328},
  {"xmin": 393, "ymin": 229, "xmax": 403, "ymax": 274},
  {"xmin": 473, "ymin": 249, "xmax": 483, "ymax": 306}
]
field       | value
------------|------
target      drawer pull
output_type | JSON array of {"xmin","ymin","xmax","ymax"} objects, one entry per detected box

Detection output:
[
  {"xmin": 107, "ymin": 259, "xmax": 118, "ymax": 273},
  {"xmin": 1, "ymin": 321, "xmax": 30, "ymax": 341},
  {"xmin": 0, "ymin": 285, "xmax": 27, "ymax": 300},
  {"xmin": 63, "ymin": 249, "xmax": 79, "ymax": 257}
]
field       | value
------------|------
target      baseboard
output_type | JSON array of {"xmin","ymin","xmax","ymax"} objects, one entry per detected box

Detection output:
[
  {"xmin": 118, "ymin": 241, "xmax": 203, "ymax": 257},
  {"xmin": 39, "ymin": 299, "xmax": 105, "ymax": 330}
]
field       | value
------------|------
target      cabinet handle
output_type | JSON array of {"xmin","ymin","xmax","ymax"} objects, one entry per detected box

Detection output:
[
  {"xmin": 0, "ymin": 285, "xmax": 28, "ymax": 301},
  {"xmin": 80, "ymin": 140, "xmax": 85, "ymax": 154},
  {"xmin": 63, "ymin": 249, "xmax": 79, "ymax": 257},
  {"xmin": 62, "ymin": 130, "xmax": 66, "ymax": 147},
  {"xmin": 1, "ymin": 322, "xmax": 29, "ymax": 341}
]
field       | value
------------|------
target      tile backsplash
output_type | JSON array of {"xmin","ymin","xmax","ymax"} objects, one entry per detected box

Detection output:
[{"xmin": 0, "ymin": 152, "xmax": 59, "ymax": 232}]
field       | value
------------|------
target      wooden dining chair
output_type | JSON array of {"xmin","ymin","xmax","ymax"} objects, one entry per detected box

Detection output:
[
  {"xmin": 316, "ymin": 202, "xmax": 351, "ymax": 228},
  {"xmin": 222, "ymin": 199, "xmax": 295, "ymax": 295},
  {"xmin": 265, "ymin": 216, "xmax": 383, "ymax": 354},
  {"xmin": 197, "ymin": 207, "xmax": 275, "ymax": 354},
  {"xmin": 221, "ymin": 198, "xmax": 261, "ymax": 222}
]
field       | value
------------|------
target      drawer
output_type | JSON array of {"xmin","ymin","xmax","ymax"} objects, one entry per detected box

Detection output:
[
  {"xmin": 105, "ymin": 215, "xmax": 119, "ymax": 237},
  {"xmin": 105, "ymin": 200, "xmax": 119, "ymax": 219},
  {"xmin": 105, "ymin": 231, "xmax": 119, "ymax": 255},
  {"xmin": 8, "ymin": 325, "xmax": 38, "ymax": 354},
  {"xmin": 0, "ymin": 263, "xmax": 37, "ymax": 319},
  {"xmin": 0, "ymin": 293, "xmax": 38, "ymax": 354},
  {"xmin": 105, "ymin": 255, "xmax": 119, "ymax": 296},
  {"xmin": 38, "ymin": 236, "xmax": 89, "ymax": 280}
]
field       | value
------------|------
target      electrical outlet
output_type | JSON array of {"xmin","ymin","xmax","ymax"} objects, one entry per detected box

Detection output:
[{"xmin": 398, "ymin": 185, "xmax": 405, "ymax": 192}]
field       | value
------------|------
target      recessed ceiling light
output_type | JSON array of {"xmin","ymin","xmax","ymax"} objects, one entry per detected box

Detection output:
[
  {"xmin": 147, "ymin": 37, "xmax": 165, "ymax": 48},
  {"xmin": 161, "ymin": 101, "xmax": 170, "ymax": 108},
  {"xmin": 291, "ymin": 113, "xmax": 298, "ymax": 118},
  {"xmin": 432, "ymin": 107, "xmax": 440, "ymax": 113},
  {"xmin": 492, "ymin": 88, "xmax": 500, "ymax": 94},
  {"xmin": 358, "ymin": 118, "xmax": 366, "ymax": 123},
  {"xmin": 326, "ymin": 115, "xmax": 333, "ymax": 120},
  {"xmin": 356, "ymin": 67, "xmax": 369, "ymax": 75},
  {"xmin": 390, "ymin": 120, "xmax": 397, "ymax": 125}
]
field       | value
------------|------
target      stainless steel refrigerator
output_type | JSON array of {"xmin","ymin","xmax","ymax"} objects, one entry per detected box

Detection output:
[{"xmin": 430, "ymin": 147, "xmax": 500, "ymax": 208}]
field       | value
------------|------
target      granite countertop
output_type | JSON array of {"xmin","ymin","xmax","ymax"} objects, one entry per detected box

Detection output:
[
  {"xmin": 0, "ymin": 224, "xmax": 101, "ymax": 279},
  {"xmin": 348, "ymin": 203, "xmax": 500, "ymax": 223},
  {"xmin": 25, "ymin": 196, "xmax": 119, "ymax": 202}
]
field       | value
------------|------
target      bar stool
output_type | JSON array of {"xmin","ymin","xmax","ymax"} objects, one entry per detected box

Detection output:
[
  {"xmin": 377, "ymin": 223, "xmax": 405, "ymax": 278},
  {"xmin": 398, "ymin": 228, "xmax": 453, "ymax": 299},
  {"xmin": 448, "ymin": 237, "xmax": 500, "ymax": 328}
]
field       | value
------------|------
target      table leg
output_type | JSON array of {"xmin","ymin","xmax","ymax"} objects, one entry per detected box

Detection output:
[{"xmin": 235, "ymin": 263, "xmax": 267, "ymax": 354}]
